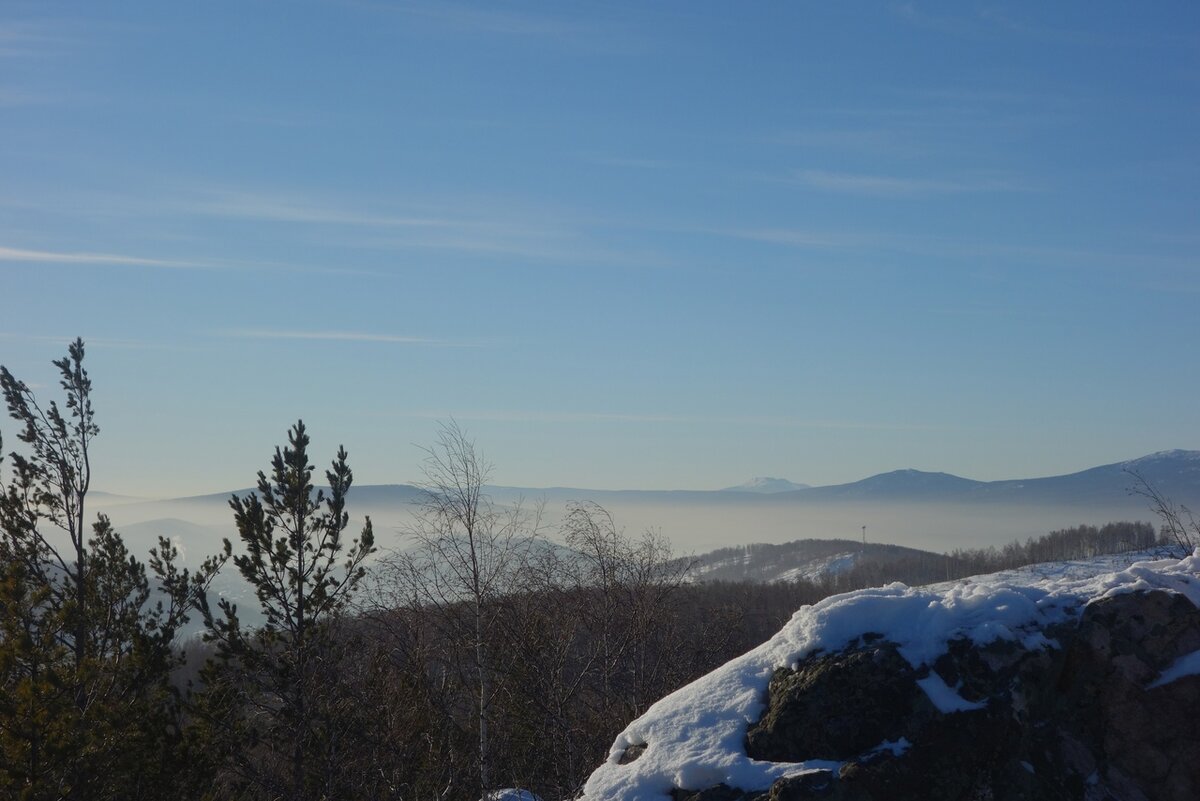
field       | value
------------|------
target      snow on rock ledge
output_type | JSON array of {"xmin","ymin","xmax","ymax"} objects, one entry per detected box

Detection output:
[{"xmin": 580, "ymin": 549, "xmax": 1200, "ymax": 801}]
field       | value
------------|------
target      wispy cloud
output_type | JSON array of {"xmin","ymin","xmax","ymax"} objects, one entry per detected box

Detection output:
[
  {"xmin": 974, "ymin": 7, "xmax": 1130, "ymax": 47},
  {"xmin": 190, "ymin": 187, "xmax": 675, "ymax": 269},
  {"xmin": 193, "ymin": 191, "xmax": 452, "ymax": 229},
  {"xmin": 767, "ymin": 88, "xmax": 1073, "ymax": 160},
  {"xmin": 581, "ymin": 154, "xmax": 679, "ymax": 170},
  {"xmin": 0, "ymin": 20, "xmax": 73, "ymax": 58},
  {"xmin": 0, "ymin": 245, "xmax": 198, "ymax": 268},
  {"xmin": 361, "ymin": 232, "xmax": 673, "ymax": 269},
  {"xmin": 344, "ymin": 0, "xmax": 639, "ymax": 51},
  {"xmin": 770, "ymin": 127, "xmax": 920, "ymax": 157},
  {"xmin": 6, "ymin": 181, "xmax": 672, "ymax": 271},
  {"xmin": 6, "ymin": 186, "xmax": 583, "ymax": 259},
  {"xmin": 890, "ymin": 3, "xmax": 1187, "ymax": 49},
  {"xmin": 889, "ymin": 3, "xmax": 974, "ymax": 37},
  {"xmin": 191, "ymin": 189, "xmax": 561, "ymax": 243},
  {"xmin": 717, "ymin": 228, "xmax": 1198, "ymax": 287},
  {"xmin": 0, "ymin": 88, "xmax": 56, "ymax": 106},
  {"xmin": 790, "ymin": 169, "xmax": 1035, "ymax": 196},
  {"xmin": 400, "ymin": 1, "xmax": 587, "ymax": 37},
  {"xmin": 0, "ymin": 332, "xmax": 184, "ymax": 350},
  {"xmin": 0, "ymin": 244, "xmax": 381, "ymax": 276},
  {"xmin": 218, "ymin": 329, "xmax": 488, "ymax": 347},
  {"xmin": 392, "ymin": 408, "xmax": 949, "ymax": 431},
  {"xmin": 722, "ymin": 228, "xmax": 860, "ymax": 250},
  {"xmin": 399, "ymin": 409, "xmax": 698, "ymax": 425}
]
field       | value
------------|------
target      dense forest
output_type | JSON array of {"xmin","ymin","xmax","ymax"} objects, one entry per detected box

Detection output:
[{"xmin": 0, "ymin": 342, "xmax": 1181, "ymax": 801}]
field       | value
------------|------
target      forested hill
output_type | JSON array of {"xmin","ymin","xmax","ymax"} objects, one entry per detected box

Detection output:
[
  {"xmin": 685, "ymin": 539, "xmax": 938, "ymax": 584},
  {"xmin": 683, "ymin": 522, "xmax": 1163, "ymax": 588}
]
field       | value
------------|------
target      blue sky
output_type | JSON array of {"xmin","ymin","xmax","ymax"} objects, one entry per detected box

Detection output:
[{"xmin": 2, "ymin": 1, "xmax": 1198, "ymax": 497}]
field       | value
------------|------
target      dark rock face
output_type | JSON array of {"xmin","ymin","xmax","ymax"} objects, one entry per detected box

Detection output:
[
  {"xmin": 681, "ymin": 590, "xmax": 1200, "ymax": 801},
  {"xmin": 669, "ymin": 772, "xmax": 840, "ymax": 801},
  {"xmin": 1062, "ymin": 591, "xmax": 1200, "ymax": 800},
  {"xmin": 745, "ymin": 640, "xmax": 932, "ymax": 761},
  {"xmin": 670, "ymin": 784, "xmax": 754, "ymax": 801},
  {"xmin": 765, "ymin": 771, "xmax": 837, "ymax": 799}
]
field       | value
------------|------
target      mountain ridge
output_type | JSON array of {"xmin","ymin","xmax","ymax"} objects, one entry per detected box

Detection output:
[{"xmin": 94, "ymin": 449, "xmax": 1200, "ymax": 510}]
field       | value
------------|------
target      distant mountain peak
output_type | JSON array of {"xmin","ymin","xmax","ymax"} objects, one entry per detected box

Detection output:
[
  {"xmin": 721, "ymin": 477, "xmax": 810, "ymax": 494},
  {"xmin": 1122, "ymin": 449, "xmax": 1200, "ymax": 466},
  {"xmin": 860, "ymin": 468, "xmax": 975, "ymax": 485}
]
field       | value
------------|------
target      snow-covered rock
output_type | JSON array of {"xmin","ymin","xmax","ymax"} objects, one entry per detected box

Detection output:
[
  {"xmin": 485, "ymin": 789, "xmax": 542, "ymax": 801},
  {"xmin": 581, "ymin": 549, "xmax": 1200, "ymax": 801}
]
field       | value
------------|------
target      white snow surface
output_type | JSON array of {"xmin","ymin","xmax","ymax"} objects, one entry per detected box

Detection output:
[
  {"xmin": 774, "ymin": 552, "xmax": 859, "ymax": 584},
  {"xmin": 915, "ymin": 673, "xmax": 986, "ymax": 713},
  {"xmin": 869, "ymin": 737, "xmax": 910, "ymax": 757},
  {"xmin": 1147, "ymin": 646, "xmax": 1200, "ymax": 689},
  {"xmin": 581, "ymin": 548, "xmax": 1200, "ymax": 801},
  {"xmin": 484, "ymin": 790, "xmax": 542, "ymax": 801}
]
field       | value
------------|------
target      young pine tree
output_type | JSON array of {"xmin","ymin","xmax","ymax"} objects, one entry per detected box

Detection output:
[
  {"xmin": 199, "ymin": 420, "xmax": 375, "ymax": 801},
  {"xmin": 0, "ymin": 339, "xmax": 223, "ymax": 801}
]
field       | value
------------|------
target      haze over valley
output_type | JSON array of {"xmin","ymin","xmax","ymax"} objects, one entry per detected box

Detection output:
[{"xmin": 91, "ymin": 449, "xmax": 1200, "ymax": 563}]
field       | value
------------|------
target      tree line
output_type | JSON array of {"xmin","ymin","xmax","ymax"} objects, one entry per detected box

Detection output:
[
  {"xmin": 0, "ymin": 341, "xmax": 1177, "ymax": 801},
  {"xmin": 810, "ymin": 521, "xmax": 1166, "ymax": 594}
]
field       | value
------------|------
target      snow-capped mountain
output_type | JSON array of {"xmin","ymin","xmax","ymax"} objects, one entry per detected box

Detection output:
[{"xmin": 721, "ymin": 477, "xmax": 812, "ymax": 494}]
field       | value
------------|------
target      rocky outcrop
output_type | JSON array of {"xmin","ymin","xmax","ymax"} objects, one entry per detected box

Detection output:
[
  {"xmin": 745, "ymin": 638, "xmax": 928, "ymax": 762},
  {"xmin": 681, "ymin": 590, "xmax": 1200, "ymax": 801}
]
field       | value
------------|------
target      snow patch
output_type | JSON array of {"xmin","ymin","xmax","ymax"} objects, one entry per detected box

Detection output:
[
  {"xmin": 581, "ymin": 549, "xmax": 1200, "ymax": 801},
  {"xmin": 484, "ymin": 790, "xmax": 542, "ymax": 801},
  {"xmin": 1147, "ymin": 647, "xmax": 1200, "ymax": 689},
  {"xmin": 869, "ymin": 737, "xmax": 910, "ymax": 757},
  {"xmin": 774, "ymin": 552, "xmax": 859, "ymax": 583},
  {"xmin": 916, "ymin": 673, "xmax": 986, "ymax": 713}
]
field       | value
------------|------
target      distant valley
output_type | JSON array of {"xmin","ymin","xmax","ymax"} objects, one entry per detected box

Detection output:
[{"xmin": 91, "ymin": 450, "xmax": 1199, "ymax": 568}]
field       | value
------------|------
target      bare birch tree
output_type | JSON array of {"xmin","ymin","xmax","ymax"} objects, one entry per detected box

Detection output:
[
  {"xmin": 1127, "ymin": 468, "xmax": 1198, "ymax": 553},
  {"xmin": 382, "ymin": 421, "xmax": 542, "ymax": 800}
]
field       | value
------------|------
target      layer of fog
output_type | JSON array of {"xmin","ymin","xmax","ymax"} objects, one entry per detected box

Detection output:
[{"xmin": 91, "ymin": 491, "xmax": 1163, "ymax": 569}]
